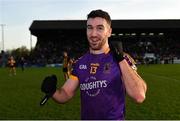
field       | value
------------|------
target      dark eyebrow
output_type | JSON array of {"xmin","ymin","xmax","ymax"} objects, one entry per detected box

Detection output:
[
  {"xmin": 87, "ymin": 24, "xmax": 104, "ymax": 27},
  {"xmin": 97, "ymin": 25, "xmax": 104, "ymax": 28},
  {"xmin": 87, "ymin": 24, "xmax": 92, "ymax": 27}
]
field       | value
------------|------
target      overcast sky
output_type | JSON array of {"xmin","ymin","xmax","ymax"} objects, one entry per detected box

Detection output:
[{"xmin": 0, "ymin": 0, "xmax": 180, "ymax": 50}]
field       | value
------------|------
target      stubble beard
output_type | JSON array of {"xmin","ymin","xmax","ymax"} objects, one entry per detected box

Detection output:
[{"xmin": 89, "ymin": 39, "xmax": 106, "ymax": 50}]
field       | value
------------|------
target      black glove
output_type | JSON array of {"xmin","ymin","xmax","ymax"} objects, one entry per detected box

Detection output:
[
  {"xmin": 41, "ymin": 75, "xmax": 57, "ymax": 97},
  {"xmin": 109, "ymin": 41, "xmax": 124, "ymax": 62}
]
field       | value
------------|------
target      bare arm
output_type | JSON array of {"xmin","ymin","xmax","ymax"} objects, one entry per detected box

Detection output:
[
  {"xmin": 52, "ymin": 78, "xmax": 79, "ymax": 104},
  {"xmin": 119, "ymin": 60, "xmax": 147, "ymax": 103}
]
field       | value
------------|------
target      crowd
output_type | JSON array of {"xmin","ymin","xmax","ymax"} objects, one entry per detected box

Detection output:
[
  {"xmin": 30, "ymin": 37, "xmax": 88, "ymax": 66},
  {"xmin": 0, "ymin": 33, "xmax": 180, "ymax": 67},
  {"xmin": 115, "ymin": 33, "xmax": 180, "ymax": 64}
]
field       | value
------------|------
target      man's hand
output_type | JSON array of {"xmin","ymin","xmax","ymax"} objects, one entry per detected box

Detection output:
[
  {"xmin": 41, "ymin": 75, "xmax": 57, "ymax": 97},
  {"xmin": 109, "ymin": 41, "xmax": 124, "ymax": 62}
]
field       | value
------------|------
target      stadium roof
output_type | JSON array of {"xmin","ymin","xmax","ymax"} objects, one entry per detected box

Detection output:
[{"xmin": 30, "ymin": 19, "xmax": 180, "ymax": 36}]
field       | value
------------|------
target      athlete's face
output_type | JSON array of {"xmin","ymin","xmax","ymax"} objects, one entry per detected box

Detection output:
[
  {"xmin": 63, "ymin": 52, "xmax": 67, "ymax": 57},
  {"xmin": 87, "ymin": 17, "xmax": 112, "ymax": 50},
  {"xmin": 10, "ymin": 56, "xmax": 14, "ymax": 60}
]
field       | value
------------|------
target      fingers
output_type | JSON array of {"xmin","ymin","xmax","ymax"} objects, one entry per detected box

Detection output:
[
  {"xmin": 41, "ymin": 75, "xmax": 57, "ymax": 96},
  {"xmin": 109, "ymin": 41, "xmax": 124, "ymax": 62}
]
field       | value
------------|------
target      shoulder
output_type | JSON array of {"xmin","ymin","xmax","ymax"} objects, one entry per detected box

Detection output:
[{"xmin": 73, "ymin": 51, "xmax": 90, "ymax": 64}]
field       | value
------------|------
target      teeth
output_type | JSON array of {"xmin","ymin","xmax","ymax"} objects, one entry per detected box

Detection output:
[
  {"xmin": 90, "ymin": 37, "xmax": 98, "ymax": 41},
  {"xmin": 92, "ymin": 41, "xmax": 98, "ymax": 43},
  {"xmin": 91, "ymin": 39, "xmax": 98, "ymax": 42}
]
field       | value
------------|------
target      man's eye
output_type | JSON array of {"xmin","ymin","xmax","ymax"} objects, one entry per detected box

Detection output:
[
  {"xmin": 97, "ymin": 27, "xmax": 104, "ymax": 30},
  {"xmin": 87, "ymin": 26, "xmax": 92, "ymax": 29}
]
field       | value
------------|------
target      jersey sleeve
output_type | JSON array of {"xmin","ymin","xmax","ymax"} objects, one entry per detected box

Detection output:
[{"xmin": 124, "ymin": 54, "xmax": 137, "ymax": 71}]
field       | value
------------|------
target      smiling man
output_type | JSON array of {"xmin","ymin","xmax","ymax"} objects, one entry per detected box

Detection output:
[{"xmin": 41, "ymin": 9, "xmax": 147, "ymax": 120}]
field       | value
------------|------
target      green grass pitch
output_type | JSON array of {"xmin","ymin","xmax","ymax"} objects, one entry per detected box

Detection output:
[{"xmin": 0, "ymin": 64, "xmax": 180, "ymax": 119}]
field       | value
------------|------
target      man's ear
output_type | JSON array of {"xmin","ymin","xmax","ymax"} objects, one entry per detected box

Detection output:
[{"xmin": 108, "ymin": 27, "xmax": 112, "ymax": 37}]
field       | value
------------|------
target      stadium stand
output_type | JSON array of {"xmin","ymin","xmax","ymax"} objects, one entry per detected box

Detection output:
[{"xmin": 29, "ymin": 19, "xmax": 180, "ymax": 66}]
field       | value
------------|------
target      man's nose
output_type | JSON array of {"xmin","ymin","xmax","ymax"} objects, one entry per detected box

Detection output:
[{"xmin": 91, "ymin": 29, "xmax": 98, "ymax": 36}]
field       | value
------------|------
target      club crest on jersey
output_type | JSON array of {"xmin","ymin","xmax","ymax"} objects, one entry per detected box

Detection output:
[
  {"xmin": 79, "ymin": 64, "xmax": 87, "ymax": 70},
  {"xmin": 103, "ymin": 63, "xmax": 111, "ymax": 74}
]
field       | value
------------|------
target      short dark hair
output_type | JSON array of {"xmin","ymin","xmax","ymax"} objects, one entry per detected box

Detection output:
[{"xmin": 87, "ymin": 9, "xmax": 111, "ymax": 26}]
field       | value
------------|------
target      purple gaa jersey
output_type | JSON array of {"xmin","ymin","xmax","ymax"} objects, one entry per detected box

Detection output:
[{"xmin": 71, "ymin": 50, "xmax": 126, "ymax": 120}]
